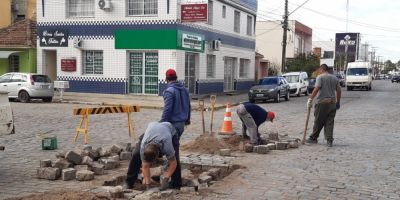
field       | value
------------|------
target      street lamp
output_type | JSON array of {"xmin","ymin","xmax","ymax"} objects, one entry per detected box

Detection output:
[{"xmin": 344, "ymin": 34, "xmax": 351, "ymax": 72}]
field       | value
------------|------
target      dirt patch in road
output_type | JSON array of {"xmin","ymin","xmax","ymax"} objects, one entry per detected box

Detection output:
[
  {"xmin": 181, "ymin": 135, "xmax": 248, "ymax": 154},
  {"xmin": 5, "ymin": 191, "xmax": 110, "ymax": 200}
]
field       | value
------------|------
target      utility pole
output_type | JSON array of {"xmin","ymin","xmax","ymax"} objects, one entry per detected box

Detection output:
[
  {"xmin": 346, "ymin": 0, "xmax": 349, "ymax": 32},
  {"xmin": 281, "ymin": 0, "xmax": 289, "ymax": 73}
]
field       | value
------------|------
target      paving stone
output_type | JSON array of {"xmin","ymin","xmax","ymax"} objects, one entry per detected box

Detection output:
[
  {"xmin": 255, "ymin": 145, "xmax": 269, "ymax": 154},
  {"xmin": 99, "ymin": 159, "xmax": 119, "ymax": 170},
  {"xmin": 74, "ymin": 165, "xmax": 90, "ymax": 171},
  {"xmin": 288, "ymin": 141, "xmax": 299, "ymax": 148},
  {"xmin": 110, "ymin": 144, "xmax": 123, "ymax": 154},
  {"xmin": 90, "ymin": 162, "xmax": 105, "ymax": 175},
  {"xmin": 120, "ymin": 151, "xmax": 132, "ymax": 160},
  {"xmin": 83, "ymin": 145, "xmax": 92, "ymax": 151},
  {"xmin": 76, "ymin": 170, "xmax": 94, "ymax": 181},
  {"xmin": 276, "ymin": 142, "xmax": 289, "ymax": 150},
  {"xmin": 219, "ymin": 148, "xmax": 231, "ymax": 156},
  {"xmin": 52, "ymin": 158, "xmax": 73, "ymax": 170},
  {"xmin": 81, "ymin": 156, "xmax": 93, "ymax": 165},
  {"xmin": 180, "ymin": 187, "xmax": 196, "ymax": 193},
  {"xmin": 109, "ymin": 186, "xmax": 124, "ymax": 198},
  {"xmin": 244, "ymin": 144, "xmax": 254, "ymax": 152},
  {"xmin": 124, "ymin": 143, "xmax": 132, "ymax": 152},
  {"xmin": 37, "ymin": 167, "xmax": 60, "ymax": 180},
  {"xmin": 198, "ymin": 173, "xmax": 212, "ymax": 184},
  {"xmin": 55, "ymin": 150, "xmax": 66, "ymax": 158},
  {"xmin": 98, "ymin": 147, "xmax": 111, "ymax": 157},
  {"xmin": 61, "ymin": 168, "xmax": 76, "ymax": 181},
  {"xmin": 40, "ymin": 159, "xmax": 52, "ymax": 168},
  {"xmin": 65, "ymin": 151, "xmax": 82, "ymax": 165},
  {"xmin": 160, "ymin": 189, "xmax": 177, "ymax": 198},
  {"xmin": 207, "ymin": 168, "xmax": 221, "ymax": 180},
  {"xmin": 268, "ymin": 132, "xmax": 280, "ymax": 141},
  {"xmin": 108, "ymin": 155, "xmax": 120, "ymax": 162},
  {"xmin": 266, "ymin": 143, "xmax": 277, "ymax": 150}
]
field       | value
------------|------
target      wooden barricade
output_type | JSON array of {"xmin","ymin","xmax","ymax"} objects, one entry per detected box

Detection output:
[{"xmin": 73, "ymin": 105, "xmax": 140, "ymax": 144}]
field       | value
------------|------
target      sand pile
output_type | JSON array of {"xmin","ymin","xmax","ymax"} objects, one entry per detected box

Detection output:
[
  {"xmin": 5, "ymin": 191, "xmax": 110, "ymax": 200},
  {"xmin": 181, "ymin": 135, "xmax": 248, "ymax": 154}
]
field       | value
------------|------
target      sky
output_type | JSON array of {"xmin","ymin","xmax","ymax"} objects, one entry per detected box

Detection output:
[{"xmin": 257, "ymin": 0, "xmax": 400, "ymax": 63}]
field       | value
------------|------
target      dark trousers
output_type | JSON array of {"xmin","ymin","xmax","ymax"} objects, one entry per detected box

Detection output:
[
  {"xmin": 309, "ymin": 103, "xmax": 337, "ymax": 141},
  {"xmin": 125, "ymin": 133, "xmax": 181, "ymax": 187}
]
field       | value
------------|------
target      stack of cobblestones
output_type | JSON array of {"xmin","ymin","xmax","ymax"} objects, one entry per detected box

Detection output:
[
  {"xmin": 244, "ymin": 133, "xmax": 300, "ymax": 154},
  {"xmin": 37, "ymin": 144, "xmax": 133, "ymax": 181}
]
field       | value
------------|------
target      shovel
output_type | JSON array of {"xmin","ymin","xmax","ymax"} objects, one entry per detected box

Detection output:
[
  {"xmin": 199, "ymin": 99, "xmax": 205, "ymax": 135},
  {"xmin": 302, "ymin": 106, "xmax": 312, "ymax": 144},
  {"xmin": 209, "ymin": 95, "xmax": 216, "ymax": 136}
]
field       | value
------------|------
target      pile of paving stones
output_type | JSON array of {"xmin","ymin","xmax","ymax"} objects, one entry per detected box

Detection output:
[
  {"xmin": 37, "ymin": 144, "xmax": 133, "ymax": 181},
  {"xmin": 243, "ymin": 132, "xmax": 301, "ymax": 154}
]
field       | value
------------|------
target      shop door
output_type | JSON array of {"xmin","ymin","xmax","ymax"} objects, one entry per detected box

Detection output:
[
  {"xmin": 128, "ymin": 52, "xmax": 159, "ymax": 95},
  {"xmin": 224, "ymin": 57, "xmax": 236, "ymax": 91},
  {"xmin": 44, "ymin": 50, "xmax": 57, "ymax": 81},
  {"xmin": 185, "ymin": 53, "xmax": 197, "ymax": 94}
]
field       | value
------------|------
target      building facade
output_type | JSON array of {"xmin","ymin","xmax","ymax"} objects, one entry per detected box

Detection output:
[
  {"xmin": 0, "ymin": 0, "xmax": 36, "ymax": 29},
  {"xmin": 36, "ymin": 0, "xmax": 257, "ymax": 95},
  {"xmin": 313, "ymin": 40, "xmax": 335, "ymax": 68},
  {"xmin": 256, "ymin": 20, "xmax": 312, "ymax": 72}
]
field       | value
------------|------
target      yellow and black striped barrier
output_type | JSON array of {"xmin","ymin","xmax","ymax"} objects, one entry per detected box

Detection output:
[{"xmin": 73, "ymin": 105, "xmax": 140, "ymax": 144}]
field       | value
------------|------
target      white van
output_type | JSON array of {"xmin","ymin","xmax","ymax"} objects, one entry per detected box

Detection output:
[
  {"xmin": 345, "ymin": 61, "xmax": 373, "ymax": 91},
  {"xmin": 282, "ymin": 72, "xmax": 309, "ymax": 96}
]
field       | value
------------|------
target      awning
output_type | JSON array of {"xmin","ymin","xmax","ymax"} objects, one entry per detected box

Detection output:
[{"xmin": 0, "ymin": 51, "xmax": 21, "ymax": 59}]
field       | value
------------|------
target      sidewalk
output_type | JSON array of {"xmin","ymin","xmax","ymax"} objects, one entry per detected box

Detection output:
[{"xmin": 53, "ymin": 91, "xmax": 249, "ymax": 110}]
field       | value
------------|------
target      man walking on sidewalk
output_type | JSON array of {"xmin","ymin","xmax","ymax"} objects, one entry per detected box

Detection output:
[
  {"xmin": 124, "ymin": 122, "xmax": 178, "ymax": 190},
  {"xmin": 236, "ymin": 102, "xmax": 275, "ymax": 145},
  {"xmin": 306, "ymin": 64, "xmax": 342, "ymax": 147},
  {"xmin": 160, "ymin": 68, "xmax": 191, "ymax": 189}
]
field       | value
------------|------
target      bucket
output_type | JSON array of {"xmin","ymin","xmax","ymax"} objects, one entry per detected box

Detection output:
[{"xmin": 42, "ymin": 136, "xmax": 58, "ymax": 150}]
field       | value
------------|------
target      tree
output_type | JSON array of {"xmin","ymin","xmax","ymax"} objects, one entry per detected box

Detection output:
[
  {"xmin": 267, "ymin": 61, "xmax": 280, "ymax": 76},
  {"xmin": 286, "ymin": 53, "xmax": 320, "ymax": 77},
  {"xmin": 383, "ymin": 60, "xmax": 396, "ymax": 74}
]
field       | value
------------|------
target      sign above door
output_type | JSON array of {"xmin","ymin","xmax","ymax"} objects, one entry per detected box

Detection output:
[{"xmin": 39, "ymin": 30, "xmax": 69, "ymax": 47}]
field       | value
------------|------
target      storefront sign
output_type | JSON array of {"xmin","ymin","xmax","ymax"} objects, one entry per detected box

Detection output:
[
  {"xmin": 40, "ymin": 30, "xmax": 69, "ymax": 47},
  {"xmin": 335, "ymin": 32, "xmax": 360, "ymax": 62},
  {"xmin": 181, "ymin": 4, "xmax": 208, "ymax": 22},
  {"xmin": 181, "ymin": 33, "xmax": 203, "ymax": 51},
  {"xmin": 61, "ymin": 59, "xmax": 76, "ymax": 72}
]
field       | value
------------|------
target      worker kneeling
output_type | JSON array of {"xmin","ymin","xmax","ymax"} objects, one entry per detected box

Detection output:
[
  {"xmin": 124, "ymin": 122, "xmax": 180, "ymax": 190},
  {"xmin": 237, "ymin": 102, "xmax": 275, "ymax": 145}
]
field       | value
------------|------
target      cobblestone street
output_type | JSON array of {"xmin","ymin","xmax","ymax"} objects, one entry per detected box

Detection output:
[{"xmin": 1, "ymin": 80, "xmax": 400, "ymax": 199}]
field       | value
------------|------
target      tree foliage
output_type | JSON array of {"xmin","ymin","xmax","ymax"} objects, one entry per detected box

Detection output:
[{"xmin": 286, "ymin": 53, "xmax": 320, "ymax": 77}]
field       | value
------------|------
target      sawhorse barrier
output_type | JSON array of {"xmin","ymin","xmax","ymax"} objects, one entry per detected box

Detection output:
[{"xmin": 73, "ymin": 105, "xmax": 140, "ymax": 144}]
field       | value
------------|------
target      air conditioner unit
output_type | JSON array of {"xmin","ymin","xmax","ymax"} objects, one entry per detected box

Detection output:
[
  {"xmin": 73, "ymin": 38, "xmax": 82, "ymax": 48},
  {"xmin": 98, "ymin": 0, "xmax": 112, "ymax": 10},
  {"xmin": 212, "ymin": 40, "xmax": 221, "ymax": 51},
  {"xmin": 54, "ymin": 81, "xmax": 70, "ymax": 89}
]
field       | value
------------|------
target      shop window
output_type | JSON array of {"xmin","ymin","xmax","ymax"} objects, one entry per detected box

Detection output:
[
  {"xmin": 9, "ymin": 55, "xmax": 19, "ymax": 72},
  {"xmin": 83, "ymin": 50, "xmax": 103, "ymax": 75},
  {"xmin": 207, "ymin": 0, "xmax": 213, "ymax": 25},
  {"xmin": 127, "ymin": 0, "xmax": 158, "ymax": 16},
  {"xmin": 246, "ymin": 15, "xmax": 252, "ymax": 36},
  {"xmin": 234, "ymin": 10, "xmax": 240, "ymax": 33},
  {"xmin": 206, "ymin": 54, "xmax": 216, "ymax": 78},
  {"xmin": 67, "ymin": 0, "xmax": 95, "ymax": 18},
  {"xmin": 239, "ymin": 59, "xmax": 250, "ymax": 78},
  {"xmin": 323, "ymin": 51, "xmax": 334, "ymax": 59},
  {"xmin": 222, "ymin": 5, "xmax": 226, "ymax": 18}
]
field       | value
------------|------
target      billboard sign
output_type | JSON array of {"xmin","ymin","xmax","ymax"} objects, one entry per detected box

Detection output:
[
  {"xmin": 335, "ymin": 33, "xmax": 360, "ymax": 62},
  {"xmin": 181, "ymin": 4, "xmax": 208, "ymax": 22}
]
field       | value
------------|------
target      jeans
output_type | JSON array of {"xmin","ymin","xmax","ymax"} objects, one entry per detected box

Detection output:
[{"xmin": 125, "ymin": 133, "xmax": 181, "ymax": 187}]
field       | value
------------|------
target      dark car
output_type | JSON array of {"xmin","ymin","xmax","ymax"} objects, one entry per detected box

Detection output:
[
  {"xmin": 391, "ymin": 75, "xmax": 400, "ymax": 83},
  {"xmin": 307, "ymin": 77, "xmax": 316, "ymax": 94},
  {"xmin": 248, "ymin": 76, "xmax": 290, "ymax": 103}
]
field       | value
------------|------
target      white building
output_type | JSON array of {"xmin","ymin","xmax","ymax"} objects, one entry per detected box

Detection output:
[
  {"xmin": 36, "ymin": 0, "xmax": 257, "ymax": 95},
  {"xmin": 313, "ymin": 40, "xmax": 335, "ymax": 68},
  {"xmin": 256, "ymin": 20, "xmax": 312, "ymax": 71}
]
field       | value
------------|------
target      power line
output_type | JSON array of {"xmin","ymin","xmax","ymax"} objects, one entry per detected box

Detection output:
[{"xmin": 289, "ymin": 0, "xmax": 312, "ymax": 16}]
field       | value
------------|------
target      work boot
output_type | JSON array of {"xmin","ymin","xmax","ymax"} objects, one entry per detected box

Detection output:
[
  {"xmin": 122, "ymin": 183, "xmax": 134, "ymax": 190},
  {"xmin": 306, "ymin": 138, "xmax": 318, "ymax": 144},
  {"xmin": 327, "ymin": 140, "xmax": 333, "ymax": 147}
]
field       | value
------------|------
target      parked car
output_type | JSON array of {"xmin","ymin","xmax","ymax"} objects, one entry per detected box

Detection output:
[
  {"xmin": 282, "ymin": 72, "xmax": 309, "ymax": 97},
  {"xmin": 0, "ymin": 73, "xmax": 54, "ymax": 103},
  {"xmin": 391, "ymin": 75, "xmax": 400, "ymax": 83},
  {"xmin": 248, "ymin": 76, "xmax": 290, "ymax": 103},
  {"xmin": 307, "ymin": 77, "xmax": 316, "ymax": 94},
  {"xmin": 336, "ymin": 74, "xmax": 346, "ymax": 87}
]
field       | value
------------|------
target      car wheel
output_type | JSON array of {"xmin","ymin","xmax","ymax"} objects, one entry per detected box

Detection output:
[
  {"xmin": 43, "ymin": 97, "xmax": 53, "ymax": 102},
  {"xmin": 275, "ymin": 92, "xmax": 280, "ymax": 103},
  {"xmin": 249, "ymin": 99, "xmax": 255, "ymax": 103},
  {"xmin": 285, "ymin": 91, "xmax": 290, "ymax": 101},
  {"xmin": 18, "ymin": 91, "xmax": 30, "ymax": 103},
  {"xmin": 368, "ymin": 84, "xmax": 372, "ymax": 91}
]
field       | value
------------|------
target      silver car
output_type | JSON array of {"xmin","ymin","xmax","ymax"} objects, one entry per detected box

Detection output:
[{"xmin": 0, "ymin": 73, "xmax": 54, "ymax": 103}]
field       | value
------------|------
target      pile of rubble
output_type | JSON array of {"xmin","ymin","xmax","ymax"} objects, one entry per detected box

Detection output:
[
  {"xmin": 243, "ymin": 132, "xmax": 300, "ymax": 154},
  {"xmin": 37, "ymin": 144, "xmax": 132, "ymax": 181}
]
